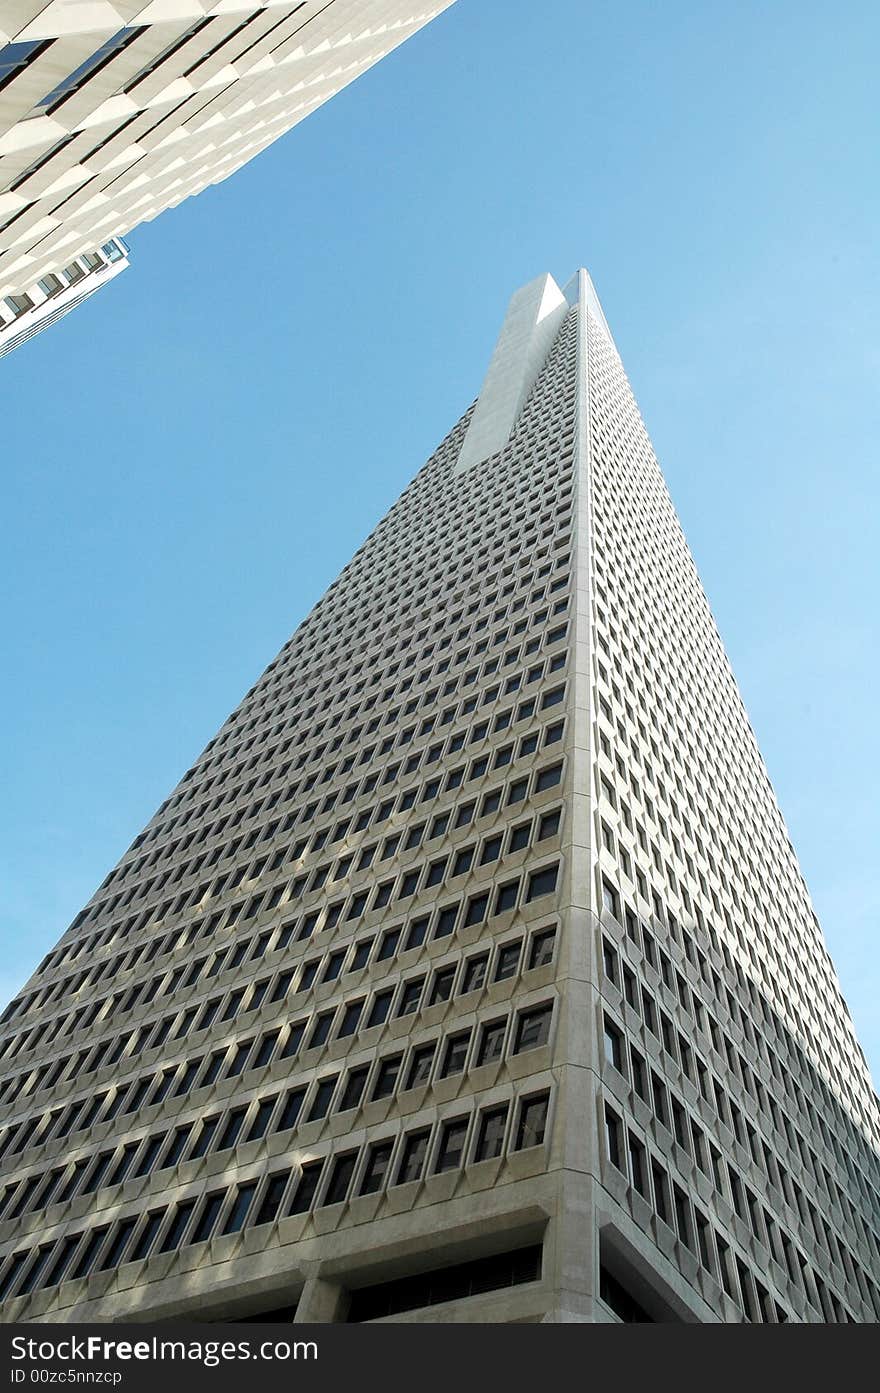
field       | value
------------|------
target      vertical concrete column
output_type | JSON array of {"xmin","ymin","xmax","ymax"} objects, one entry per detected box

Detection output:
[{"xmin": 294, "ymin": 1275, "xmax": 347, "ymax": 1323}]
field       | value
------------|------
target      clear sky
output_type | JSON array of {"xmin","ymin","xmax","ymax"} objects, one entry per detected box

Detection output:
[{"xmin": 2, "ymin": 0, "xmax": 878, "ymax": 1082}]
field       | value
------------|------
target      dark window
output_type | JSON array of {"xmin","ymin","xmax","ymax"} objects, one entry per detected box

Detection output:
[
  {"xmin": 68, "ymin": 1227, "xmax": 111, "ymax": 1279},
  {"xmin": 436, "ymin": 1119, "xmax": 468, "ymax": 1172},
  {"xmin": 449, "ymin": 846, "xmax": 473, "ymax": 877},
  {"xmin": 464, "ymin": 893, "xmax": 489, "ymax": 926},
  {"xmin": 599, "ymin": 1267, "xmax": 654, "ymax": 1323},
  {"xmin": 440, "ymin": 1031, "xmax": 470, "ymax": 1077},
  {"xmin": 308, "ymin": 1012, "xmax": 334, "ymax": 1048},
  {"xmin": 495, "ymin": 941, "xmax": 521, "ymax": 980},
  {"xmin": 405, "ymin": 1044, "xmax": 436, "ymax": 1089},
  {"xmin": 191, "ymin": 1192, "xmax": 225, "ymax": 1245},
  {"xmin": 495, "ymin": 880, "xmax": 520, "ymax": 915},
  {"xmin": 360, "ymin": 1141, "xmax": 394, "ymax": 1195},
  {"xmin": 397, "ymin": 978, "xmax": 423, "ymax": 1016},
  {"xmin": 222, "ymin": 1183, "xmax": 257, "ymax": 1235},
  {"xmin": 160, "ymin": 1125, "xmax": 192, "ymax": 1169},
  {"xmin": 396, "ymin": 1131, "xmax": 429, "ymax": 1184},
  {"xmin": 603, "ymin": 1017, "xmax": 624, "ymax": 1072},
  {"xmin": 535, "ymin": 763, "xmax": 562, "ymax": 792},
  {"xmin": 308, "ymin": 1077, "xmax": 338, "ymax": 1121},
  {"xmin": 217, "ymin": 1109, "xmax": 246, "ymax": 1150},
  {"xmin": 474, "ymin": 1106, "xmax": 508, "ymax": 1162},
  {"xmin": 405, "ymin": 915, "xmax": 429, "ymax": 949},
  {"xmin": 372, "ymin": 1055, "xmax": 402, "ymax": 1099},
  {"xmin": 480, "ymin": 834, "xmax": 503, "ymax": 864},
  {"xmin": 462, "ymin": 954, "xmax": 489, "ymax": 992},
  {"xmin": 190, "ymin": 1117, "xmax": 219, "ymax": 1159},
  {"xmin": 339, "ymin": 1066, "xmax": 369, "ymax": 1112},
  {"xmin": 527, "ymin": 864, "xmax": 558, "ymax": 900},
  {"xmin": 604, "ymin": 1105, "xmax": 624, "ymax": 1171},
  {"xmin": 350, "ymin": 939, "xmax": 373, "ymax": 971},
  {"xmin": 477, "ymin": 1019, "xmax": 507, "ymax": 1065},
  {"xmin": 338, "ymin": 1000, "xmax": 363, "ymax": 1037},
  {"xmin": 529, "ymin": 927, "xmax": 556, "ymax": 968},
  {"xmin": 430, "ymin": 966, "xmax": 456, "ymax": 1003},
  {"xmin": 508, "ymin": 821, "xmax": 531, "ymax": 853},
  {"xmin": 256, "ymin": 1171, "xmax": 291, "ymax": 1225},
  {"xmin": 288, "ymin": 1158, "xmax": 323, "ymax": 1214},
  {"xmin": 514, "ymin": 1005, "xmax": 552, "ymax": 1052},
  {"xmin": 246, "ymin": 1097, "xmax": 277, "ymax": 1142},
  {"xmin": 434, "ymin": 905, "xmax": 458, "ymax": 938},
  {"xmin": 133, "ymin": 1134, "xmax": 166, "ymax": 1178},
  {"xmin": 378, "ymin": 928, "xmax": 401, "ymax": 960},
  {"xmin": 322, "ymin": 1153, "xmax": 357, "ymax": 1206},
  {"xmin": 158, "ymin": 1201, "xmax": 195, "ymax": 1253},
  {"xmin": 367, "ymin": 990, "xmax": 393, "ymax": 1027},
  {"xmin": 277, "ymin": 1087, "xmax": 306, "ymax": 1131}
]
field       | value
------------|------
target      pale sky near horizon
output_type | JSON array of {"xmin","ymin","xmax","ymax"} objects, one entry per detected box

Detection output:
[{"xmin": 2, "ymin": 0, "xmax": 878, "ymax": 1084}]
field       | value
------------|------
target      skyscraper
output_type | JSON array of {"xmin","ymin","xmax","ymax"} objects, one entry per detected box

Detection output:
[
  {"xmin": 0, "ymin": 235, "xmax": 128, "ymax": 358},
  {"xmin": 0, "ymin": 2, "xmax": 455, "ymax": 298},
  {"xmin": 0, "ymin": 269, "xmax": 878, "ymax": 1323}
]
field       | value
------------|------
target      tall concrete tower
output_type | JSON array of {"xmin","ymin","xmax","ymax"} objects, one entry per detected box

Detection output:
[{"xmin": 1, "ymin": 271, "xmax": 878, "ymax": 1323}]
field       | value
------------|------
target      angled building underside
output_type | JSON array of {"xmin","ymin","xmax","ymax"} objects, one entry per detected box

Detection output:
[
  {"xmin": 0, "ymin": 1, "xmax": 455, "ymax": 298},
  {"xmin": 0, "ymin": 234, "xmax": 128, "ymax": 357},
  {"xmin": 0, "ymin": 270, "xmax": 878, "ymax": 1323}
]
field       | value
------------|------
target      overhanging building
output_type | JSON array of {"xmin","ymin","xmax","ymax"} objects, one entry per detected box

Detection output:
[
  {"xmin": 0, "ymin": 234, "xmax": 128, "ymax": 358},
  {"xmin": 0, "ymin": 269, "xmax": 878, "ymax": 1323},
  {"xmin": 0, "ymin": 2, "xmax": 455, "ymax": 299}
]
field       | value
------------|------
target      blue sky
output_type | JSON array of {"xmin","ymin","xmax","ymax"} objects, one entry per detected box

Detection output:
[{"xmin": 2, "ymin": 0, "xmax": 878, "ymax": 1081}]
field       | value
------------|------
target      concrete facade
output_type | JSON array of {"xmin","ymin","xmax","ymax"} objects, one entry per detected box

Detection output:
[
  {"xmin": 0, "ymin": 270, "xmax": 878, "ymax": 1323},
  {"xmin": 0, "ymin": 1, "xmax": 455, "ymax": 298},
  {"xmin": 0, "ymin": 233, "xmax": 128, "ymax": 356}
]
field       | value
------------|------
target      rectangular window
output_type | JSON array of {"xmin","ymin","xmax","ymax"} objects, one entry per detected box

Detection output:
[
  {"xmin": 514, "ymin": 1004, "xmax": 552, "ymax": 1052},
  {"xmin": 322, "ymin": 1153, "xmax": 357, "ymax": 1206},
  {"xmin": 475, "ymin": 1105, "xmax": 508, "ymax": 1161},
  {"xmin": 372, "ymin": 1055, "xmax": 402, "ymax": 1100},
  {"xmin": 222, "ymin": 1183, "xmax": 257, "ymax": 1235},
  {"xmin": 158, "ymin": 1201, "xmax": 195, "ymax": 1253},
  {"xmin": 288, "ymin": 1163, "xmax": 323, "ymax": 1216},
  {"xmin": 360, "ymin": 1141, "xmax": 394, "ymax": 1195},
  {"xmin": 440, "ymin": 1032, "xmax": 470, "ymax": 1077},
  {"xmin": 255, "ymin": 1171, "xmax": 291, "ymax": 1225},
  {"xmin": 436, "ymin": 1119, "xmax": 468, "ymax": 1173},
  {"xmin": 405, "ymin": 1044, "xmax": 436, "ymax": 1089},
  {"xmin": 307, "ymin": 1077, "xmax": 338, "ymax": 1121},
  {"xmin": 396, "ymin": 1130, "xmax": 429, "ymax": 1184},
  {"xmin": 604, "ymin": 1105, "xmax": 624, "ymax": 1171},
  {"xmin": 628, "ymin": 1132, "xmax": 649, "ymax": 1197}
]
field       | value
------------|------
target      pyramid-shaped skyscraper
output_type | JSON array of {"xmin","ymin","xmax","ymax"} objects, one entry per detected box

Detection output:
[{"xmin": 1, "ymin": 270, "xmax": 878, "ymax": 1323}]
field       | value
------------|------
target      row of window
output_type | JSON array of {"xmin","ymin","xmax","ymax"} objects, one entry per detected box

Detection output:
[
  {"xmin": 0, "ymin": 925, "xmax": 557, "ymax": 1171},
  {"xmin": 3, "ymin": 713, "xmax": 566, "ymax": 1053},
  {"xmin": 0, "ymin": 853, "xmax": 560, "ymax": 1108},
  {"xmin": 13, "ymin": 712, "xmax": 565, "ymax": 1022},
  {"xmin": 3, "ymin": 711, "xmax": 565, "ymax": 1048},
  {"xmin": 0, "ymin": 1091, "xmax": 551, "ymax": 1308},
  {"xmin": 1, "ymin": 1001, "xmax": 556, "ymax": 1226},
  {"xmin": 9, "ymin": 805, "xmax": 562, "ymax": 1057},
  {"xmin": 118, "ymin": 584, "xmax": 568, "ymax": 876},
  {"xmin": 59, "ymin": 571, "xmax": 571, "ymax": 939}
]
